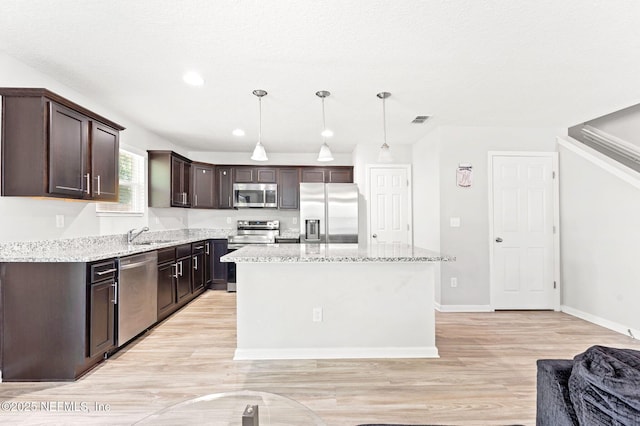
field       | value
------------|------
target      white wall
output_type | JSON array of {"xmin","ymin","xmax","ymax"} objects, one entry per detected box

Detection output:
[
  {"xmin": 412, "ymin": 128, "xmax": 441, "ymax": 304},
  {"xmin": 558, "ymin": 137, "xmax": 640, "ymax": 335},
  {"xmin": 0, "ymin": 52, "xmax": 188, "ymax": 242},
  {"xmin": 436, "ymin": 126, "xmax": 562, "ymax": 307}
]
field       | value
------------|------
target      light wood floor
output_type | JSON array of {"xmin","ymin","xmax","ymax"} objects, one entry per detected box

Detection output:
[{"xmin": 1, "ymin": 290, "xmax": 637, "ymax": 425}]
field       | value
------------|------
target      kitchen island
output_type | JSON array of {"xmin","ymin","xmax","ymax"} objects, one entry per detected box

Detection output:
[{"xmin": 221, "ymin": 243, "xmax": 454, "ymax": 361}]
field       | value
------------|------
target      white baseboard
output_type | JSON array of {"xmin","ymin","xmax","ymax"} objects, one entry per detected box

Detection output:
[
  {"xmin": 234, "ymin": 346, "xmax": 439, "ymax": 361},
  {"xmin": 435, "ymin": 304, "xmax": 493, "ymax": 313},
  {"xmin": 561, "ymin": 305, "xmax": 639, "ymax": 339}
]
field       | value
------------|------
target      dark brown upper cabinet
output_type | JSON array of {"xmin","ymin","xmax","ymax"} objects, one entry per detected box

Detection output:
[
  {"xmin": 233, "ymin": 166, "xmax": 277, "ymax": 183},
  {"xmin": 301, "ymin": 167, "xmax": 353, "ymax": 183},
  {"xmin": 216, "ymin": 166, "xmax": 234, "ymax": 209},
  {"xmin": 48, "ymin": 102, "xmax": 90, "ymax": 197},
  {"xmin": 91, "ymin": 122, "xmax": 119, "ymax": 201},
  {"xmin": 148, "ymin": 151, "xmax": 192, "ymax": 208},
  {"xmin": 192, "ymin": 162, "xmax": 215, "ymax": 209},
  {"xmin": 278, "ymin": 168, "xmax": 300, "ymax": 209},
  {"xmin": 171, "ymin": 155, "xmax": 191, "ymax": 207},
  {"xmin": 327, "ymin": 167, "xmax": 354, "ymax": 183},
  {"xmin": 0, "ymin": 88, "xmax": 124, "ymax": 201}
]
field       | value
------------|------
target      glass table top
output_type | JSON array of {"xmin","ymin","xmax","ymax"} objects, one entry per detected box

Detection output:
[{"xmin": 134, "ymin": 390, "xmax": 326, "ymax": 425}]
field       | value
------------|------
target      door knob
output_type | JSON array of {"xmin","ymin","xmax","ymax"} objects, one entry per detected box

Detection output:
[
  {"xmin": 372, "ymin": 234, "xmax": 378, "ymax": 238},
  {"xmin": 495, "ymin": 237, "xmax": 503, "ymax": 243}
]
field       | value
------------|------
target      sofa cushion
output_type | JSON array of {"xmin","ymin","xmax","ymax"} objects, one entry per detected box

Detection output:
[
  {"xmin": 569, "ymin": 345, "xmax": 640, "ymax": 425},
  {"xmin": 536, "ymin": 359, "xmax": 579, "ymax": 426}
]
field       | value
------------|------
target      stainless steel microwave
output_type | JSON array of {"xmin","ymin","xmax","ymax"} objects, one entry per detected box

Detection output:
[{"xmin": 233, "ymin": 183, "xmax": 278, "ymax": 208}]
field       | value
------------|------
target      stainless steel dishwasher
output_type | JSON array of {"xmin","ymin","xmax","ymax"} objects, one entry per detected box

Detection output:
[{"xmin": 118, "ymin": 251, "xmax": 158, "ymax": 347}]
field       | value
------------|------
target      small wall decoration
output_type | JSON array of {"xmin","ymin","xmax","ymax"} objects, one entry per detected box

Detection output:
[{"xmin": 456, "ymin": 163, "xmax": 473, "ymax": 187}]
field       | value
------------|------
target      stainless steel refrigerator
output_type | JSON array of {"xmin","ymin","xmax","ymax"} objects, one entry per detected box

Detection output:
[{"xmin": 299, "ymin": 183, "xmax": 358, "ymax": 243}]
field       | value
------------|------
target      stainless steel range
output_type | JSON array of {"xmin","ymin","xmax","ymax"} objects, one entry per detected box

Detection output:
[
  {"xmin": 226, "ymin": 220, "xmax": 280, "ymax": 291},
  {"xmin": 227, "ymin": 220, "xmax": 280, "ymax": 248}
]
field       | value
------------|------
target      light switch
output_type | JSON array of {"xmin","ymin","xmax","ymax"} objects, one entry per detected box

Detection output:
[{"xmin": 450, "ymin": 217, "xmax": 461, "ymax": 227}]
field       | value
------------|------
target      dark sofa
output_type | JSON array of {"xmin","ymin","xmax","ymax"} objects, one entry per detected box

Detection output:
[{"xmin": 536, "ymin": 345, "xmax": 640, "ymax": 425}]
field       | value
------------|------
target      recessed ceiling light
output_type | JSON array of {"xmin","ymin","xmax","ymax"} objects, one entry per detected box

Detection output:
[
  {"xmin": 321, "ymin": 129, "xmax": 334, "ymax": 138},
  {"xmin": 232, "ymin": 128, "xmax": 245, "ymax": 137},
  {"xmin": 183, "ymin": 71, "xmax": 204, "ymax": 86}
]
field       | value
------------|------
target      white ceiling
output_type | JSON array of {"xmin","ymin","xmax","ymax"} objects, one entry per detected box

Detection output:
[{"xmin": 2, "ymin": 0, "xmax": 640, "ymax": 155}]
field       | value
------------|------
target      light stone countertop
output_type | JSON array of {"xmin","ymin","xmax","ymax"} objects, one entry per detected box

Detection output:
[
  {"xmin": 0, "ymin": 228, "xmax": 233, "ymax": 262},
  {"xmin": 276, "ymin": 229, "xmax": 300, "ymax": 240},
  {"xmin": 221, "ymin": 243, "xmax": 455, "ymax": 263}
]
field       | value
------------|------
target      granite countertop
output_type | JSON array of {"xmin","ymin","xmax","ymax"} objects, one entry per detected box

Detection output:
[
  {"xmin": 0, "ymin": 228, "xmax": 233, "ymax": 262},
  {"xmin": 276, "ymin": 229, "xmax": 300, "ymax": 240},
  {"xmin": 220, "ymin": 243, "xmax": 455, "ymax": 263}
]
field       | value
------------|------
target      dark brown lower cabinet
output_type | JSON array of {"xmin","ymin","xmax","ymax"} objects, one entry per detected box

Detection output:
[
  {"xmin": 88, "ymin": 279, "xmax": 116, "ymax": 358},
  {"xmin": 176, "ymin": 249, "xmax": 193, "ymax": 304},
  {"xmin": 192, "ymin": 242, "xmax": 206, "ymax": 293},
  {"xmin": 0, "ymin": 242, "xmax": 215, "ymax": 382},
  {"xmin": 0, "ymin": 261, "xmax": 114, "ymax": 381},
  {"xmin": 158, "ymin": 249, "xmax": 177, "ymax": 321},
  {"xmin": 205, "ymin": 241, "xmax": 212, "ymax": 287}
]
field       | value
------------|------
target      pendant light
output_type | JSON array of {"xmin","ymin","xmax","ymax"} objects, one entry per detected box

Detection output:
[
  {"xmin": 251, "ymin": 89, "xmax": 268, "ymax": 161},
  {"xmin": 316, "ymin": 90, "xmax": 334, "ymax": 162},
  {"xmin": 377, "ymin": 91, "xmax": 393, "ymax": 163}
]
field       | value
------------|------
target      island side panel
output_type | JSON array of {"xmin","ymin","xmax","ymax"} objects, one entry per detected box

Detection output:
[{"xmin": 234, "ymin": 261, "xmax": 437, "ymax": 360}]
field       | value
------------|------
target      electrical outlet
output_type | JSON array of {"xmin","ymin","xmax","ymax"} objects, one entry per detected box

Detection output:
[
  {"xmin": 226, "ymin": 217, "xmax": 232, "ymax": 224},
  {"xmin": 450, "ymin": 217, "xmax": 461, "ymax": 227},
  {"xmin": 55, "ymin": 215, "xmax": 64, "ymax": 228},
  {"xmin": 450, "ymin": 277, "xmax": 458, "ymax": 288},
  {"xmin": 292, "ymin": 217, "xmax": 297, "ymax": 225},
  {"xmin": 312, "ymin": 307, "xmax": 323, "ymax": 322}
]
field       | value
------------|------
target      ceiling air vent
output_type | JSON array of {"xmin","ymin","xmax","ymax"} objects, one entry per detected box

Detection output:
[{"xmin": 411, "ymin": 115, "xmax": 430, "ymax": 124}]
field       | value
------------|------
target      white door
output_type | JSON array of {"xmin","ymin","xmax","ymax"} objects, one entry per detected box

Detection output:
[
  {"xmin": 368, "ymin": 166, "xmax": 411, "ymax": 245},
  {"xmin": 490, "ymin": 154, "xmax": 557, "ymax": 310}
]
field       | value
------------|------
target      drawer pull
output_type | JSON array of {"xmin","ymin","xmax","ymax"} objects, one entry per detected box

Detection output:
[{"xmin": 96, "ymin": 268, "xmax": 117, "ymax": 275}]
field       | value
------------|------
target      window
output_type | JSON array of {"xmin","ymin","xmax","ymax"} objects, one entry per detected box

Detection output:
[{"xmin": 96, "ymin": 149, "xmax": 145, "ymax": 214}]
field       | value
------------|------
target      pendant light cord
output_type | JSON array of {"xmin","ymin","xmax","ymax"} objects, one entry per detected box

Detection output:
[
  {"xmin": 321, "ymin": 97, "xmax": 327, "ymax": 142},
  {"xmin": 382, "ymin": 96, "xmax": 387, "ymax": 146},
  {"xmin": 258, "ymin": 96, "xmax": 262, "ymax": 144}
]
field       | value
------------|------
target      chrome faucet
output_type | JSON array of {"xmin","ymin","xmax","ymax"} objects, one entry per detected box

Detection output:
[{"xmin": 127, "ymin": 227, "xmax": 149, "ymax": 244}]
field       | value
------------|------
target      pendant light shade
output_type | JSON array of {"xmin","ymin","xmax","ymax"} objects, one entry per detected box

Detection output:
[
  {"xmin": 377, "ymin": 91, "xmax": 393, "ymax": 163},
  {"xmin": 318, "ymin": 142, "xmax": 333, "ymax": 162},
  {"xmin": 251, "ymin": 89, "xmax": 268, "ymax": 161},
  {"xmin": 316, "ymin": 90, "xmax": 334, "ymax": 162}
]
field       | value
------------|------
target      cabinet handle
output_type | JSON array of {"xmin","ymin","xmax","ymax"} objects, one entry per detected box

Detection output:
[
  {"xmin": 85, "ymin": 173, "xmax": 91, "ymax": 195},
  {"xmin": 205, "ymin": 242, "xmax": 210, "ymax": 255},
  {"xmin": 178, "ymin": 261, "xmax": 183, "ymax": 276},
  {"xmin": 96, "ymin": 268, "xmax": 117, "ymax": 276},
  {"xmin": 96, "ymin": 175, "xmax": 101, "ymax": 196},
  {"xmin": 194, "ymin": 194, "xmax": 198, "ymax": 206},
  {"xmin": 194, "ymin": 256, "xmax": 198, "ymax": 270},
  {"xmin": 228, "ymin": 196, "xmax": 231, "ymax": 207},
  {"xmin": 171, "ymin": 263, "xmax": 178, "ymax": 279},
  {"xmin": 195, "ymin": 245, "xmax": 204, "ymax": 250},
  {"xmin": 111, "ymin": 282, "xmax": 118, "ymax": 304}
]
